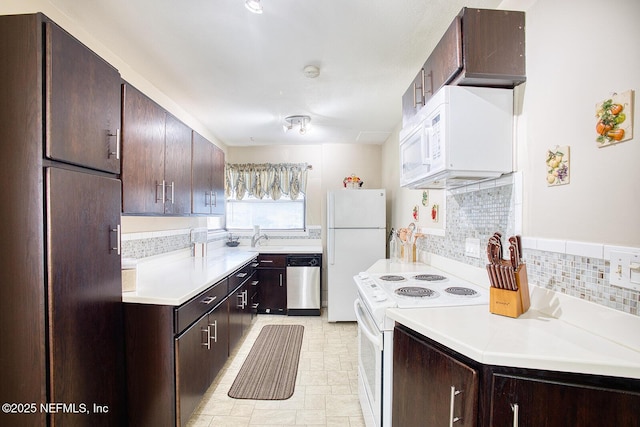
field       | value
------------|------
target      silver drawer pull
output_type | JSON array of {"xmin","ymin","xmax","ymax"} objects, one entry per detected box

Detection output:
[
  {"xmin": 107, "ymin": 129, "xmax": 121, "ymax": 159},
  {"xmin": 251, "ymin": 280, "xmax": 259, "ymax": 286},
  {"xmin": 511, "ymin": 403, "xmax": 519, "ymax": 427},
  {"xmin": 201, "ymin": 326, "xmax": 211, "ymax": 349},
  {"xmin": 236, "ymin": 272, "xmax": 248, "ymax": 278},
  {"xmin": 260, "ymin": 260, "xmax": 274, "ymax": 263},
  {"xmin": 201, "ymin": 296, "xmax": 217, "ymax": 305},
  {"xmin": 109, "ymin": 225, "xmax": 121, "ymax": 255},
  {"xmin": 208, "ymin": 320, "xmax": 218, "ymax": 343},
  {"xmin": 449, "ymin": 386, "xmax": 462, "ymax": 426}
]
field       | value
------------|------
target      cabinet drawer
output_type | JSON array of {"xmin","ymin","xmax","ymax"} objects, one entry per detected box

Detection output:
[
  {"xmin": 257, "ymin": 254, "xmax": 286, "ymax": 268},
  {"xmin": 175, "ymin": 279, "xmax": 227, "ymax": 333},
  {"xmin": 229, "ymin": 261, "xmax": 255, "ymax": 291}
]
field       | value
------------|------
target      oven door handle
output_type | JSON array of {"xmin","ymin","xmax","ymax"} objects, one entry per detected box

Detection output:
[{"xmin": 354, "ymin": 299, "xmax": 382, "ymax": 350}]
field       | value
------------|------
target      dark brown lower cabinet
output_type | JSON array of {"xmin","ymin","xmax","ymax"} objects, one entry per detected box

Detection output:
[
  {"xmin": 393, "ymin": 324, "xmax": 640, "ymax": 427},
  {"xmin": 489, "ymin": 373, "xmax": 640, "ymax": 427},
  {"xmin": 176, "ymin": 300, "xmax": 228, "ymax": 427},
  {"xmin": 126, "ymin": 258, "xmax": 256, "ymax": 427},
  {"xmin": 393, "ymin": 326, "xmax": 478, "ymax": 427}
]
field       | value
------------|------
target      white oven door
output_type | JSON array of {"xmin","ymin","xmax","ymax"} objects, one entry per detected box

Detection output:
[{"xmin": 354, "ymin": 298, "xmax": 383, "ymax": 427}]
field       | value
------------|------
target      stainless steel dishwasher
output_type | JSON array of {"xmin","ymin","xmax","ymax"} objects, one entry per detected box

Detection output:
[{"xmin": 286, "ymin": 254, "xmax": 321, "ymax": 316}]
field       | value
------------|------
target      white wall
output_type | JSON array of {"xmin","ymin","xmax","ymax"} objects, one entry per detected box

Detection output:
[
  {"xmin": 517, "ymin": 0, "xmax": 639, "ymax": 246},
  {"xmin": 227, "ymin": 144, "xmax": 383, "ymax": 228},
  {"xmin": 384, "ymin": 0, "xmax": 640, "ymax": 248}
]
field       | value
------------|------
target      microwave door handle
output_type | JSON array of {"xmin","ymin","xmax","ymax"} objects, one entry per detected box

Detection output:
[
  {"xmin": 353, "ymin": 299, "xmax": 382, "ymax": 350},
  {"xmin": 422, "ymin": 124, "xmax": 433, "ymax": 166}
]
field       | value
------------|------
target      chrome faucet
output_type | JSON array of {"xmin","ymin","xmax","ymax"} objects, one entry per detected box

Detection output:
[{"xmin": 251, "ymin": 233, "xmax": 269, "ymax": 247}]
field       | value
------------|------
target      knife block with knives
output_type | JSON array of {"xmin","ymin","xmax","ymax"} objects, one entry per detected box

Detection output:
[{"xmin": 486, "ymin": 233, "xmax": 531, "ymax": 318}]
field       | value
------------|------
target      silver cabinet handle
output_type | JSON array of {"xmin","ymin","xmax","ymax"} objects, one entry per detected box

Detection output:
[
  {"xmin": 107, "ymin": 129, "xmax": 120, "ymax": 160},
  {"xmin": 279, "ymin": 273, "xmax": 283, "ymax": 287},
  {"xmin": 209, "ymin": 320, "xmax": 218, "ymax": 343},
  {"xmin": 251, "ymin": 280, "xmax": 259, "ymax": 287},
  {"xmin": 424, "ymin": 70, "xmax": 433, "ymax": 96},
  {"xmin": 449, "ymin": 386, "xmax": 462, "ymax": 426},
  {"xmin": 237, "ymin": 292, "xmax": 244, "ymax": 308},
  {"xmin": 201, "ymin": 296, "xmax": 217, "ymax": 305},
  {"xmin": 156, "ymin": 180, "xmax": 165, "ymax": 203},
  {"xmin": 260, "ymin": 260, "xmax": 274, "ymax": 263},
  {"xmin": 212, "ymin": 190, "xmax": 217, "ymax": 207},
  {"xmin": 165, "ymin": 181, "xmax": 175, "ymax": 204},
  {"xmin": 201, "ymin": 326, "xmax": 211, "ymax": 349},
  {"xmin": 511, "ymin": 403, "xmax": 519, "ymax": 427},
  {"xmin": 236, "ymin": 272, "xmax": 248, "ymax": 278},
  {"xmin": 242, "ymin": 290, "xmax": 248, "ymax": 308},
  {"xmin": 110, "ymin": 224, "xmax": 121, "ymax": 255}
]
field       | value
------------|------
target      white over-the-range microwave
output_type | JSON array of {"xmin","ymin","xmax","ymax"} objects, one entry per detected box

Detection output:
[{"xmin": 399, "ymin": 85, "xmax": 514, "ymax": 189}]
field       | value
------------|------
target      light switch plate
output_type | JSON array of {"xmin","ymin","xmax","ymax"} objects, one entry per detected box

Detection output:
[
  {"xmin": 610, "ymin": 251, "xmax": 640, "ymax": 291},
  {"xmin": 465, "ymin": 237, "xmax": 481, "ymax": 259}
]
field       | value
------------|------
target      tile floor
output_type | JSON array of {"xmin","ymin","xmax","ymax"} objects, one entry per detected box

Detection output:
[{"xmin": 186, "ymin": 311, "xmax": 366, "ymax": 427}]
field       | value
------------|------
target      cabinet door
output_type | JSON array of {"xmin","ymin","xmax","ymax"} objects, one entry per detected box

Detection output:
[
  {"xmin": 208, "ymin": 301, "xmax": 230, "ymax": 382},
  {"xmin": 424, "ymin": 16, "xmax": 462, "ymax": 97},
  {"xmin": 46, "ymin": 22, "xmax": 121, "ymax": 174},
  {"xmin": 175, "ymin": 315, "xmax": 212, "ymax": 427},
  {"xmin": 164, "ymin": 113, "xmax": 192, "ymax": 214},
  {"xmin": 122, "ymin": 84, "xmax": 166, "ymax": 214},
  {"xmin": 191, "ymin": 131, "xmax": 214, "ymax": 214},
  {"xmin": 228, "ymin": 285, "xmax": 245, "ymax": 352},
  {"xmin": 46, "ymin": 167, "xmax": 125, "ymax": 426},
  {"xmin": 211, "ymin": 143, "xmax": 226, "ymax": 215},
  {"xmin": 393, "ymin": 327, "xmax": 478, "ymax": 427},
  {"xmin": 258, "ymin": 268, "xmax": 287, "ymax": 314},
  {"xmin": 401, "ymin": 68, "xmax": 426, "ymax": 126},
  {"xmin": 490, "ymin": 374, "xmax": 640, "ymax": 427},
  {"xmin": 460, "ymin": 8, "xmax": 526, "ymax": 85}
]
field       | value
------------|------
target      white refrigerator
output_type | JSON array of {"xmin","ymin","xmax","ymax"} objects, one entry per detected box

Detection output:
[{"xmin": 327, "ymin": 189, "xmax": 386, "ymax": 322}]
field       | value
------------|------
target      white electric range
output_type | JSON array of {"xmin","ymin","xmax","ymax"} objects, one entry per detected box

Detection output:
[{"xmin": 353, "ymin": 263, "xmax": 489, "ymax": 427}]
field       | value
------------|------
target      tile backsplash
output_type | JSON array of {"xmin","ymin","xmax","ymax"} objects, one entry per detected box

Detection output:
[
  {"xmin": 419, "ymin": 180, "xmax": 640, "ymax": 316},
  {"xmin": 121, "ymin": 226, "xmax": 322, "ymax": 259}
]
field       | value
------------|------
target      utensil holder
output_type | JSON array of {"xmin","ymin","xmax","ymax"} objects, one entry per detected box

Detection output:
[{"xmin": 489, "ymin": 263, "xmax": 530, "ymax": 318}]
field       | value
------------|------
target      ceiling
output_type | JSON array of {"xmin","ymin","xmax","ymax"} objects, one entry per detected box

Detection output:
[{"xmin": 48, "ymin": 0, "xmax": 502, "ymax": 146}]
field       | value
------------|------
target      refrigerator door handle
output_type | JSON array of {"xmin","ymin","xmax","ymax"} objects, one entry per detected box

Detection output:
[
  {"xmin": 327, "ymin": 192, "xmax": 335, "ymax": 228},
  {"xmin": 328, "ymin": 228, "xmax": 335, "ymax": 265}
]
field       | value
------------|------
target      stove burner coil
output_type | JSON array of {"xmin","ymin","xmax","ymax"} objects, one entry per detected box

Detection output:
[
  {"xmin": 395, "ymin": 286, "xmax": 439, "ymax": 298},
  {"xmin": 445, "ymin": 287, "xmax": 478, "ymax": 297},
  {"xmin": 379, "ymin": 275, "xmax": 406, "ymax": 282},
  {"xmin": 413, "ymin": 274, "xmax": 448, "ymax": 282}
]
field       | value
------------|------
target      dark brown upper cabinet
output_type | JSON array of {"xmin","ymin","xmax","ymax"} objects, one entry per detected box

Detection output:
[
  {"xmin": 402, "ymin": 7, "xmax": 525, "ymax": 126},
  {"xmin": 191, "ymin": 131, "xmax": 225, "ymax": 215},
  {"xmin": 45, "ymin": 21, "xmax": 122, "ymax": 174},
  {"xmin": 121, "ymin": 83, "xmax": 192, "ymax": 215}
]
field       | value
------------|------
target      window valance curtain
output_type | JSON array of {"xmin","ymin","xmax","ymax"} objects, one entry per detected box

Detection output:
[{"xmin": 225, "ymin": 163, "xmax": 310, "ymax": 201}]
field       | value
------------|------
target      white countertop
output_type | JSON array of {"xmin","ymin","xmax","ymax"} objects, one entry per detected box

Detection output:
[
  {"xmin": 367, "ymin": 259, "xmax": 640, "ymax": 380},
  {"xmin": 122, "ymin": 245, "xmax": 323, "ymax": 306}
]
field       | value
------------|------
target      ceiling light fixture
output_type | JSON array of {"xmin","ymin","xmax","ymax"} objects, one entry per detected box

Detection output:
[
  {"xmin": 303, "ymin": 65, "xmax": 320, "ymax": 79},
  {"xmin": 283, "ymin": 115, "xmax": 311, "ymax": 135},
  {"xmin": 245, "ymin": 0, "xmax": 263, "ymax": 14}
]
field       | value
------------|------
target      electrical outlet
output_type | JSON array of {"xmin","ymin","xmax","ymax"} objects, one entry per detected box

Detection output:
[
  {"xmin": 610, "ymin": 251, "xmax": 640, "ymax": 291},
  {"xmin": 465, "ymin": 238, "xmax": 481, "ymax": 259}
]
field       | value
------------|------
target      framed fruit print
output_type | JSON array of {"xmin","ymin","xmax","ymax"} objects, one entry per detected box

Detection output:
[{"xmin": 595, "ymin": 90, "xmax": 634, "ymax": 147}]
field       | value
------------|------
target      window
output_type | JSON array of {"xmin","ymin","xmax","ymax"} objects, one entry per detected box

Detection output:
[
  {"xmin": 226, "ymin": 194, "xmax": 306, "ymax": 230},
  {"xmin": 224, "ymin": 162, "xmax": 310, "ymax": 231}
]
